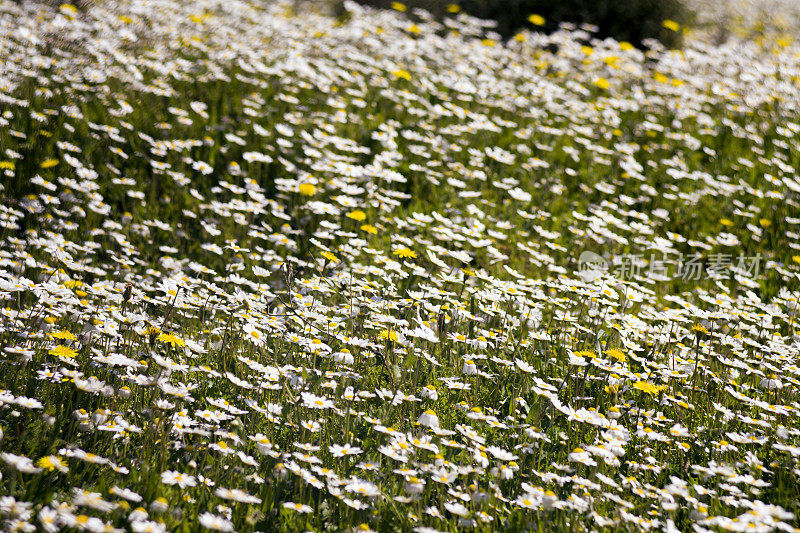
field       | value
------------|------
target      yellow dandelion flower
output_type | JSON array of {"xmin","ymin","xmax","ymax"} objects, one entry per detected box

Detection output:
[
  {"xmin": 379, "ymin": 329, "xmax": 398, "ymax": 342},
  {"xmin": 49, "ymin": 330, "xmax": 77, "ymax": 341},
  {"xmin": 606, "ymin": 349, "xmax": 626, "ymax": 362},
  {"xmin": 298, "ymin": 183, "xmax": 317, "ymax": 196},
  {"xmin": 594, "ymin": 78, "xmax": 610, "ymax": 90},
  {"xmin": 633, "ymin": 381, "xmax": 660, "ymax": 395},
  {"xmin": 157, "ymin": 333, "xmax": 185, "ymax": 348},
  {"xmin": 321, "ymin": 251, "xmax": 339, "ymax": 263},
  {"xmin": 49, "ymin": 345, "xmax": 78, "ymax": 359},
  {"xmin": 36, "ymin": 455, "xmax": 68, "ymax": 472},
  {"xmin": 393, "ymin": 247, "xmax": 417, "ymax": 259},
  {"xmin": 528, "ymin": 14, "xmax": 545, "ymax": 26}
]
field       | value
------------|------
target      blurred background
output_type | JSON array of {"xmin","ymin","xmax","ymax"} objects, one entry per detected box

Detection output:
[
  {"xmin": 348, "ymin": 0, "xmax": 687, "ymax": 48},
  {"xmin": 338, "ymin": 0, "xmax": 800, "ymax": 48},
  {"xmin": 27, "ymin": 0, "xmax": 800, "ymax": 49}
]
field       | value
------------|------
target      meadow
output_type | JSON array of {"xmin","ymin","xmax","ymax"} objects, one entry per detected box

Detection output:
[{"xmin": 1, "ymin": 0, "xmax": 800, "ymax": 531}]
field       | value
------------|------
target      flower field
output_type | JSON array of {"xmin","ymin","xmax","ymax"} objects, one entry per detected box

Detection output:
[{"xmin": 2, "ymin": 0, "xmax": 800, "ymax": 531}]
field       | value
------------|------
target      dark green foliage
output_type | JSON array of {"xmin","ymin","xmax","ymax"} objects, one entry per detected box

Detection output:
[{"xmin": 352, "ymin": 0, "xmax": 689, "ymax": 48}]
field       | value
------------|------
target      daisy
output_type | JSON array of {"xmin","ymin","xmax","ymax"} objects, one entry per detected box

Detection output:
[
  {"xmin": 198, "ymin": 512, "xmax": 234, "ymax": 532},
  {"xmin": 418, "ymin": 410, "xmax": 440, "ymax": 429},
  {"xmin": 161, "ymin": 470, "xmax": 197, "ymax": 489},
  {"xmin": 330, "ymin": 443, "xmax": 363, "ymax": 457}
]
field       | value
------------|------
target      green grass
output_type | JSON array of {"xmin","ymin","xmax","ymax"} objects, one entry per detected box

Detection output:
[{"xmin": 1, "ymin": 1, "xmax": 800, "ymax": 532}]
